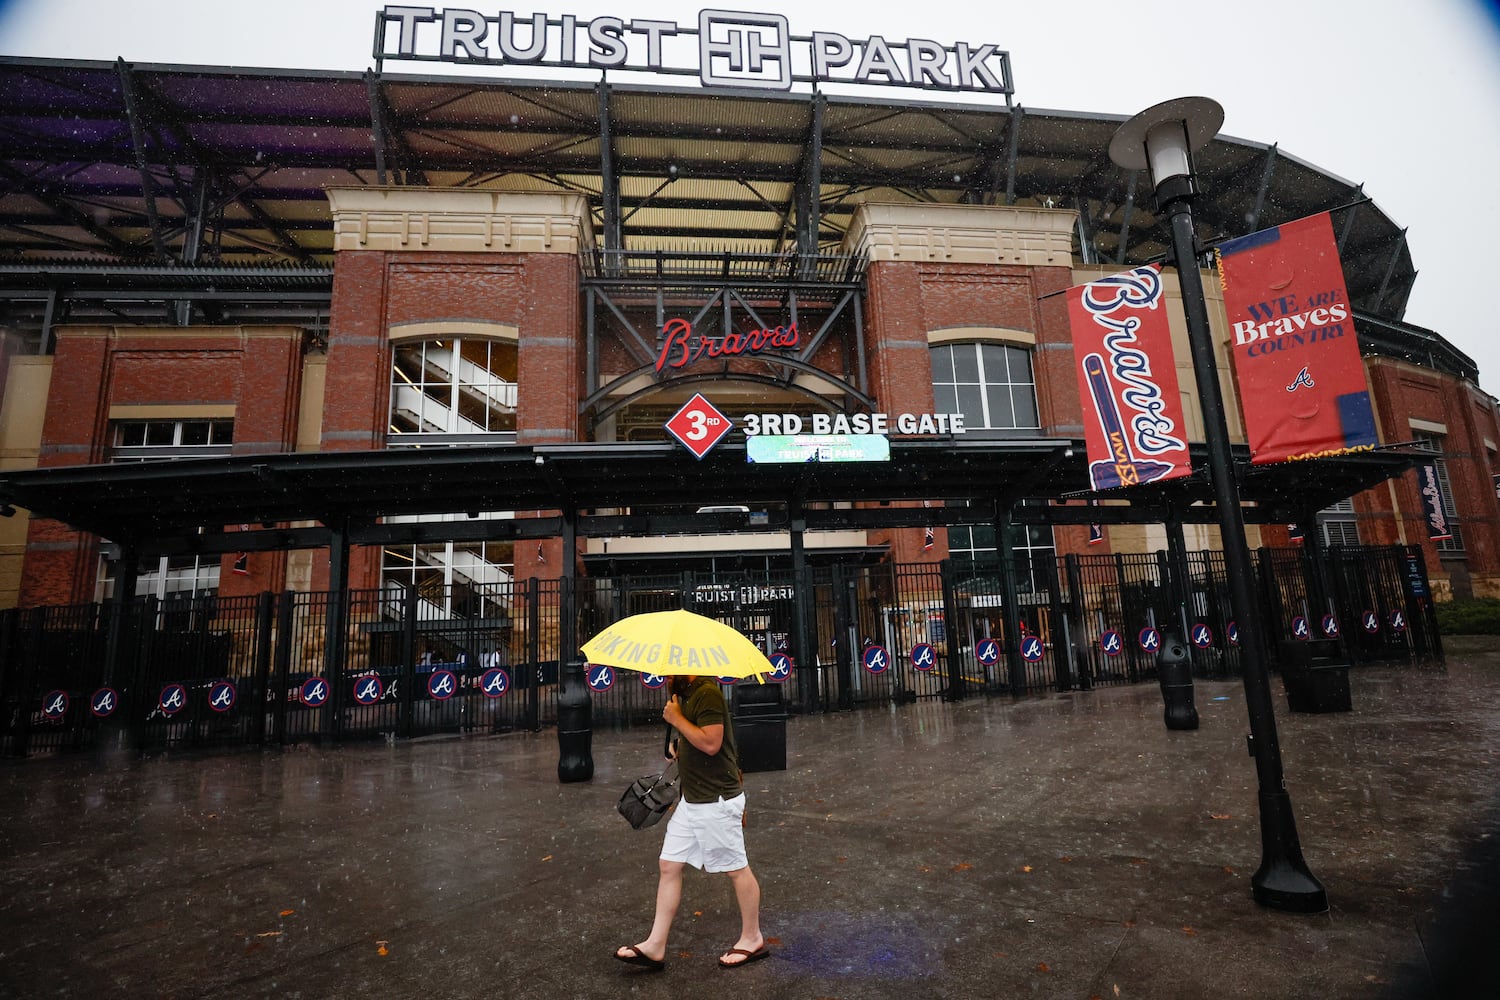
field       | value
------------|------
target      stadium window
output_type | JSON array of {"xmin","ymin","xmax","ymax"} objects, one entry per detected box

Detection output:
[
  {"xmin": 389, "ymin": 337, "xmax": 517, "ymax": 445},
  {"xmin": 930, "ymin": 342, "xmax": 1039, "ymax": 430},
  {"xmin": 381, "ymin": 513, "xmax": 516, "ymax": 619},
  {"xmin": 111, "ymin": 418, "xmax": 233, "ymax": 461},
  {"xmin": 931, "ymin": 341, "xmax": 1051, "ymax": 573},
  {"xmin": 1317, "ymin": 498, "xmax": 1360, "ymax": 547},
  {"xmin": 97, "ymin": 418, "xmax": 236, "ymax": 600}
]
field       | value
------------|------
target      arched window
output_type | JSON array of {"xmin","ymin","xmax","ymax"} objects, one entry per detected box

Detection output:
[
  {"xmin": 930, "ymin": 341, "xmax": 1038, "ymax": 430},
  {"xmin": 930, "ymin": 340, "xmax": 1050, "ymax": 571},
  {"xmin": 389, "ymin": 337, "xmax": 517, "ymax": 443},
  {"xmin": 385, "ymin": 335, "xmax": 517, "ymax": 612}
]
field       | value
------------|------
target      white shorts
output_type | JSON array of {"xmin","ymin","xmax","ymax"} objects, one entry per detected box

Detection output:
[{"xmin": 659, "ymin": 793, "xmax": 748, "ymax": 873}]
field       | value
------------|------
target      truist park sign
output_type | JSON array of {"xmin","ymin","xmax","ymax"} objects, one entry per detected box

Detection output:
[{"xmin": 375, "ymin": 7, "xmax": 1013, "ymax": 95}]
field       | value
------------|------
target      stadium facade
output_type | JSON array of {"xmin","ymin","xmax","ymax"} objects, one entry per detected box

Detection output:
[{"xmin": 0, "ymin": 11, "xmax": 1497, "ymax": 614}]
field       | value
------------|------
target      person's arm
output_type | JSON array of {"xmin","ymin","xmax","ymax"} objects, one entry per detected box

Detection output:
[{"xmin": 662, "ymin": 696, "xmax": 724, "ymax": 755}]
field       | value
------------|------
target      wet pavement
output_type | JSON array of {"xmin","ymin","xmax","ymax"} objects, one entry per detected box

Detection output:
[{"xmin": 2, "ymin": 637, "xmax": 1498, "ymax": 1000}]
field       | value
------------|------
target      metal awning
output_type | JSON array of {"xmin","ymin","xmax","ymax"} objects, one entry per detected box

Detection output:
[{"xmin": 0, "ymin": 438, "xmax": 1421, "ymax": 555}]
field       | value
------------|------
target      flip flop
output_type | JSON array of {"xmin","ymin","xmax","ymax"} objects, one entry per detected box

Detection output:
[
  {"xmin": 613, "ymin": 945, "xmax": 666, "ymax": 972},
  {"xmin": 718, "ymin": 944, "xmax": 770, "ymax": 969}
]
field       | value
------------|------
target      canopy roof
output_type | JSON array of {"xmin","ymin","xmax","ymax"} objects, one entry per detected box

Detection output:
[
  {"xmin": 1, "ymin": 57, "xmax": 1419, "ymax": 312},
  {"xmin": 0, "ymin": 438, "xmax": 1418, "ymax": 555}
]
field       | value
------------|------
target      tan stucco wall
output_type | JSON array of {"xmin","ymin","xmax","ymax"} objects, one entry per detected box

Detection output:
[{"xmin": 0, "ymin": 356, "xmax": 52, "ymax": 608}]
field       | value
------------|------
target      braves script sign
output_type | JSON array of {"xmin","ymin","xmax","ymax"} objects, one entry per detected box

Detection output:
[
  {"xmin": 1417, "ymin": 464, "xmax": 1452, "ymax": 540},
  {"xmin": 1217, "ymin": 212, "xmax": 1378, "ymax": 464},
  {"xmin": 1066, "ymin": 265, "xmax": 1192, "ymax": 491},
  {"xmin": 656, "ymin": 317, "xmax": 798, "ymax": 372}
]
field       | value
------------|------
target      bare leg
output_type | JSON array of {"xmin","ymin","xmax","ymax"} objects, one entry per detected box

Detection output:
[
  {"xmin": 617, "ymin": 858, "xmax": 684, "ymax": 963},
  {"xmin": 719, "ymin": 865, "xmax": 764, "ymax": 964}
]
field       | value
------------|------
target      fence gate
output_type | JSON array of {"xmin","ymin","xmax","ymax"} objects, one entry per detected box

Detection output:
[{"xmin": 0, "ymin": 545, "xmax": 1443, "ymax": 757}]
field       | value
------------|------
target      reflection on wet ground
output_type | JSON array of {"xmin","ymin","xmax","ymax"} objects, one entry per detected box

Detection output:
[{"xmin": 2, "ymin": 638, "xmax": 1497, "ymax": 999}]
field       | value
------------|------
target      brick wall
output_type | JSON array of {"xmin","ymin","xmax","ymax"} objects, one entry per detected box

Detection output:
[
  {"xmin": 861, "ymin": 259, "xmax": 1082, "ymax": 561},
  {"xmin": 1362, "ymin": 358, "xmax": 1500, "ymax": 595},
  {"xmin": 322, "ymin": 249, "xmax": 581, "ymax": 587},
  {"xmin": 19, "ymin": 327, "xmax": 306, "ymax": 607}
]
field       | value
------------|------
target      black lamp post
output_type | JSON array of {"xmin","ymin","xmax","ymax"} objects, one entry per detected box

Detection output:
[{"xmin": 1109, "ymin": 97, "xmax": 1328, "ymax": 913}]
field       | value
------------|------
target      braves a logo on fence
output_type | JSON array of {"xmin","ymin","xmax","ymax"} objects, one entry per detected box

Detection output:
[{"xmin": 1285, "ymin": 366, "xmax": 1315, "ymax": 392}]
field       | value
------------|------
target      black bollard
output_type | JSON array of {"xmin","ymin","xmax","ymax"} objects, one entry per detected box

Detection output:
[
  {"xmin": 1156, "ymin": 634, "xmax": 1200, "ymax": 731},
  {"xmin": 556, "ymin": 657, "xmax": 594, "ymax": 783}
]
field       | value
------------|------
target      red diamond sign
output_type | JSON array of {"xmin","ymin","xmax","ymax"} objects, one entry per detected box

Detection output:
[{"xmin": 665, "ymin": 393, "xmax": 733, "ymax": 459}]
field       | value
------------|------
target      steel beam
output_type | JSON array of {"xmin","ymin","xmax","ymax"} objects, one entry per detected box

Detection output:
[
  {"xmin": 597, "ymin": 83, "xmax": 621, "ymax": 253},
  {"xmin": 1115, "ymin": 170, "xmax": 1138, "ymax": 265},
  {"xmin": 1337, "ymin": 187, "xmax": 1363, "ymax": 252},
  {"xmin": 1003, "ymin": 106, "xmax": 1025, "ymax": 205},
  {"xmin": 1247, "ymin": 144, "xmax": 1278, "ymax": 232},
  {"xmin": 0, "ymin": 163, "xmax": 136, "ymax": 256},
  {"xmin": 795, "ymin": 94, "xmax": 825, "ymax": 259},
  {"xmin": 365, "ymin": 70, "xmax": 390, "ymax": 185},
  {"xmin": 1374, "ymin": 228, "xmax": 1408, "ymax": 309},
  {"xmin": 115, "ymin": 59, "xmax": 168, "ymax": 261}
]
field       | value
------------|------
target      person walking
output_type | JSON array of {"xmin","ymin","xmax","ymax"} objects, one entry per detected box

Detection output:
[{"xmin": 614, "ymin": 675, "xmax": 768, "ymax": 972}]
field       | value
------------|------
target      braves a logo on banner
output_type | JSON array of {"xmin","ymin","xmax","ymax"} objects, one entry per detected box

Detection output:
[
  {"xmin": 1066, "ymin": 265, "xmax": 1191, "ymax": 491},
  {"xmin": 1416, "ymin": 464, "xmax": 1452, "ymax": 540},
  {"xmin": 1217, "ymin": 212, "xmax": 1378, "ymax": 464}
]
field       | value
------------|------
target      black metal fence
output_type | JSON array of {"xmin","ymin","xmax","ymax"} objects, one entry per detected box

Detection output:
[{"xmin": 0, "ymin": 545, "xmax": 1442, "ymax": 757}]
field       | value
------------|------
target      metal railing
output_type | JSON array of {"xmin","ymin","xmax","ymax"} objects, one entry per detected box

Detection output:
[{"xmin": 0, "ymin": 546, "xmax": 1441, "ymax": 758}]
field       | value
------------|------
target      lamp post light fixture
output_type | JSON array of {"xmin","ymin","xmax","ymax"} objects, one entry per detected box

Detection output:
[{"xmin": 1109, "ymin": 97, "xmax": 1329, "ymax": 914}]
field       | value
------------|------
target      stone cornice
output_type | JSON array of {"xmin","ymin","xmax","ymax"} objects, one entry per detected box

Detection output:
[
  {"xmin": 326, "ymin": 187, "xmax": 595, "ymax": 254},
  {"xmin": 843, "ymin": 201, "xmax": 1076, "ymax": 267}
]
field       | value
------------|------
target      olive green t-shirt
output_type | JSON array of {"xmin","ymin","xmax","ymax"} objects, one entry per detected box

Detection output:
[{"xmin": 676, "ymin": 678, "xmax": 742, "ymax": 804}]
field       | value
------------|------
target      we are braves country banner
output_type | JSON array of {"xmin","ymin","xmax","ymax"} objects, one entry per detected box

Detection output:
[
  {"xmin": 1067, "ymin": 265, "xmax": 1193, "ymax": 491},
  {"xmin": 1217, "ymin": 212, "xmax": 1378, "ymax": 464}
]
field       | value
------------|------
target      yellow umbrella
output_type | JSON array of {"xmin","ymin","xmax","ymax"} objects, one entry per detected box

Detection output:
[{"xmin": 581, "ymin": 608, "xmax": 774, "ymax": 680}]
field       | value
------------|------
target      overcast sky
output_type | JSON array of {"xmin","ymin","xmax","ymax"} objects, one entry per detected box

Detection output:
[{"xmin": 3, "ymin": 0, "xmax": 1499, "ymax": 396}]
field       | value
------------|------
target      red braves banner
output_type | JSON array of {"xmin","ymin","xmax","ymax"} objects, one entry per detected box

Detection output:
[
  {"xmin": 1067, "ymin": 265, "xmax": 1193, "ymax": 491},
  {"xmin": 1217, "ymin": 212, "xmax": 1377, "ymax": 465},
  {"xmin": 1417, "ymin": 464, "xmax": 1452, "ymax": 540}
]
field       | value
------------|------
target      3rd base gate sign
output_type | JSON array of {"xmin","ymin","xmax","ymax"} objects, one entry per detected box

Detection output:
[{"xmin": 666, "ymin": 393, "xmax": 734, "ymax": 459}]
